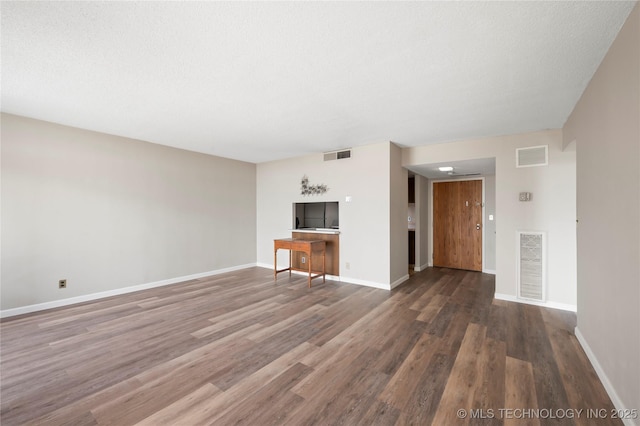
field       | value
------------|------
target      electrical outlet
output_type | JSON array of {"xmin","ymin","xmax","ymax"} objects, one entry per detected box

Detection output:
[
  {"xmin": 345, "ymin": 262, "xmax": 350, "ymax": 270},
  {"xmin": 58, "ymin": 279, "xmax": 67, "ymax": 289},
  {"xmin": 301, "ymin": 257, "xmax": 306, "ymax": 264}
]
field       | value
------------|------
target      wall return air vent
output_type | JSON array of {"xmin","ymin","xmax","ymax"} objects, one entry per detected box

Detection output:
[
  {"xmin": 516, "ymin": 145, "xmax": 548, "ymax": 167},
  {"xmin": 324, "ymin": 149, "xmax": 351, "ymax": 161},
  {"xmin": 517, "ymin": 231, "xmax": 546, "ymax": 302}
]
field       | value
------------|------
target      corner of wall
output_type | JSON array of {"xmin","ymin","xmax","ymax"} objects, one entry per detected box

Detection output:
[{"xmin": 575, "ymin": 327, "xmax": 638, "ymax": 426}]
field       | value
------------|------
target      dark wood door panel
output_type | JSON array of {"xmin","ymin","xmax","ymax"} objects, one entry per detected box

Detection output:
[{"xmin": 433, "ymin": 180, "xmax": 482, "ymax": 271}]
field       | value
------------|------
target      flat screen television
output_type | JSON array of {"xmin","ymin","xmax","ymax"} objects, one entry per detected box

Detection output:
[{"xmin": 293, "ymin": 202, "xmax": 339, "ymax": 229}]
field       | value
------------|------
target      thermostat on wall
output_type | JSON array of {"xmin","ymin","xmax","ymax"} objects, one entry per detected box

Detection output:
[{"xmin": 519, "ymin": 192, "xmax": 532, "ymax": 202}]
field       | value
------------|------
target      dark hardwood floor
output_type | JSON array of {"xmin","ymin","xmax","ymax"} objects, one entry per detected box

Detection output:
[{"xmin": 0, "ymin": 267, "xmax": 620, "ymax": 425}]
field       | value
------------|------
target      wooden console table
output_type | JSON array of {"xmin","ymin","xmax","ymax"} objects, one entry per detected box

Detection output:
[{"xmin": 274, "ymin": 238, "xmax": 326, "ymax": 287}]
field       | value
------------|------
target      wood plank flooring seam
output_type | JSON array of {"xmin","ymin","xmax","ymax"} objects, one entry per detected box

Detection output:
[{"xmin": 0, "ymin": 267, "xmax": 622, "ymax": 426}]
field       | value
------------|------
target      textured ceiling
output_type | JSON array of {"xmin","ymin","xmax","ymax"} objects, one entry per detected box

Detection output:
[
  {"xmin": 1, "ymin": 1, "xmax": 636, "ymax": 163},
  {"xmin": 409, "ymin": 158, "xmax": 496, "ymax": 179}
]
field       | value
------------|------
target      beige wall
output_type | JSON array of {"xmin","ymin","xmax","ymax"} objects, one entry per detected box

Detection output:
[
  {"xmin": 256, "ymin": 142, "xmax": 400, "ymax": 288},
  {"xmin": 484, "ymin": 175, "xmax": 496, "ymax": 272},
  {"xmin": 389, "ymin": 143, "xmax": 409, "ymax": 286},
  {"xmin": 1, "ymin": 113, "xmax": 257, "ymax": 312},
  {"xmin": 403, "ymin": 129, "xmax": 577, "ymax": 309},
  {"xmin": 563, "ymin": 3, "xmax": 639, "ymax": 414},
  {"xmin": 415, "ymin": 174, "xmax": 430, "ymax": 271}
]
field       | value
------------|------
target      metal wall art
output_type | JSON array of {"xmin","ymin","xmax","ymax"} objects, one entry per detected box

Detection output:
[{"xmin": 300, "ymin": 175, "xmax": 328, "ymax": 196}]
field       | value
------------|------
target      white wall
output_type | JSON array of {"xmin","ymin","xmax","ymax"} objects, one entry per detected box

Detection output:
[
  {"xmin": 1, "ymin": 113, "xmax": 257, "ymax": 312},
  {"xmin": 403, "ymin": 129, "xmax": 577, "ymax": 310},
  {"xmin": 563, "ymin": 3, "xmax": 639, "ymax": 416},
  {"xmin": 256, "ymin": 142, "xmax": 395, "ymax": 288},
  {"xmin": 484, "ymin": 175, "xmax": 496, "ymax": 272}
]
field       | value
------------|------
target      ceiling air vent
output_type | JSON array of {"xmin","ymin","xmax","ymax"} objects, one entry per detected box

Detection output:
[
  {"xmin": 324, "ymin": 149, "xmax": 351, "ymax": 161},
  {"xmin": 516, "ymin": 145, "xmax": 548, "ymax": 168}
]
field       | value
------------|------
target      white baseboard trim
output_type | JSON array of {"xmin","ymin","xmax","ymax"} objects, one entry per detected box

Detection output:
[
  {"xmin": 414, "ymin": 262, "xmax": 430, "ymax": 272},
  {"xmin": 390, "ymin": 274, "xmax": 410, "ymax": 289},
  {"xmin": 0, "ymin": 263, "xmax": 257, "ymax": 319},
  {"xmin": 575, "ymin": 327, "xmax": 637, "ymax": 426},
  {"xmin": 256, "ymin": 263, "xmax": 340, "ymax": 282},
  {"xmin": 494, "ymin": 293, "xmax": 577, "ymax": 312},
  {"xmin": 482, "ymin": 269, "xmax": 496, "ymax": 275},
  {"xmin": 339, "ymin": 276, "xmax": 390, "ymax": 290},
  {"xmin": 257, "ymin": 263, "xmax": 392, "ymax": 291},
  {"xmin": 288, "ymin": 269, "xmax": 340, "ymax": 282}
]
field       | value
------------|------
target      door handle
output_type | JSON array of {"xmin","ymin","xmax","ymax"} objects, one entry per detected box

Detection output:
[{"xmin": 476, "ymin": 224, "xmax": 481, "ymax": 230}]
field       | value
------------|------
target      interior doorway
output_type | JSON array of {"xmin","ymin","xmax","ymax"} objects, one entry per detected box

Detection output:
[{"xmin": 433, "ymin": 179, "xmax": 483, "ymax": 271}]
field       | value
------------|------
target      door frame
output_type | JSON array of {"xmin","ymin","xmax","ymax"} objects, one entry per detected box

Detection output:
[{"xmin": 429, "ymin": 177, "xmax": 486, "ymax": 272}]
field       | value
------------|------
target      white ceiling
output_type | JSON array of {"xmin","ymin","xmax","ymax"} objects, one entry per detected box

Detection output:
[
  {"xmin": 409, "ymin": 158, "xmax": 496, "ymax": 179},
  {"xmin": 1, "ymin": 1, "xmax": 635, "ymax": 164}
]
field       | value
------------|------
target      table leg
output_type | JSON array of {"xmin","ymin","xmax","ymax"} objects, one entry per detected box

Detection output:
[
  {"xmin": 289, "ymin": 249, "xmax": 292, "ymax": 276},
  {"xmin": 322, "ymin": 249, "xmax": 326, "ymax": 283},
  {"xmin": 274, "ymin": 248, "xmax": 277, "ymax": 281},
  {"xmin": 308, "ymin": 250, "xmax": 312, "ymax": 288}
]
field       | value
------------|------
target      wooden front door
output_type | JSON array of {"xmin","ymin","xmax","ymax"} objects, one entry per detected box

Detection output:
[{"xmin": 433, "ymin": 180, "xmax": 482, "ymax": 271}]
